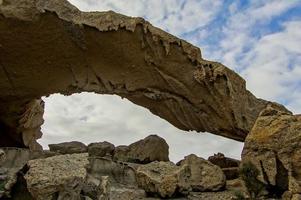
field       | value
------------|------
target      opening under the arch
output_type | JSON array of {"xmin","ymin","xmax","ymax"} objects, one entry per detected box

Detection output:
[{"xmin": 39, "ymin": 92, "xmax": 243, "ymax": 162}]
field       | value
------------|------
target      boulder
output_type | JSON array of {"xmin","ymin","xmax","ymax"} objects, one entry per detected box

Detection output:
[
  {"xmin": 208, "ymin": 152, "xmax": 240, "ymax": 168},
  {"xmin": 136, "ymin": 161, "xmax": 187, "ymax": 198},
  {"xmin": 0, "ymin": 148, "xmax": 56, "ymax": 198},
  {"xmin": 113, "ymin": 135, "xmax": 169, "ymax": 164},
  {"xmin": 49, "ymin": 141, "xmax": 87, "ymax": 154},
  {"xmin": 177, "ymin": 154, "xmax": 226, "ymax": 192},
  {"xmin": 88, "ymin": 141, "xmax": 115, "ymax": 157},
  {"xmin": 222, "ymin": 167, "xmax": 239, "ymax": 180},
  {"xmin": 24, "ymin": 153, "xmax": 89, "ymax": 200},
  {"xmin": 241, "ymin": 104, "xmax": 301, "ymax": 197},
  {"xmin": 0, "ymin": 0, "xmax": 289, "ymax": 150},
  {"xmin": 87, "ymin": 157, "xmax": 138, "ymax": 187}
]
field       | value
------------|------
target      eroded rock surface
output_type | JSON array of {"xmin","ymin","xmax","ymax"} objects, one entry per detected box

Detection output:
[
  {"xmin": 208, "ymin": 153, "xmax": 240, "ymax": 180},
  {"xmin": 0, "ymin": 148, "xmax": 56, "ymax": 198},
  {"xmin": 136, "ymin": 161, "xmax": 186, "ymax": 198},
  {"xmin": 0, "ymin": 0, "xmax": 289, "ymax": 149},
  {"xmin": 113, "ymin": 135, "xmax": 169, "ymax": 163},
  {"xmin": 177, "ymin": 154, "xmax": 226, "ymax": 192},
  {"xmin": 49, "ymin": 141, "xmax": 87, "ymax": 154},
  {"xmin": 88, "ymin": 141, "xmax": 115, "ymax": 157},
  {"xmin": 242, "ymin": 104, "xmax": 301, "ymax": 198},
  {"xmin": 24, "ymin": 153, "xmax": 89, "ymax": 200}
]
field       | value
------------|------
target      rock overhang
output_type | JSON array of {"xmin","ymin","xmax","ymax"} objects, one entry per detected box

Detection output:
[{"xmin": 0, "ymin": 0, "xmax": 291, "ymax": 150}]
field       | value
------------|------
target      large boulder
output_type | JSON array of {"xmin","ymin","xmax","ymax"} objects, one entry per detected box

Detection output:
[
  {"xmin": 241, "ymin": 104, "xmax": 301, "ymax": 198},
  {"xmin": 24, "ymin": 153, "xmax": 89, "ymax": 200},
  {"xmin": 177, "ymin": 154, "xmax": 226, "ymax": 192},
  {"xmin": 88, "ymin": 141, "xmax": 115, "ymax": 157},
  {"xmin": 0, "ymin": 148, "xmax": 56, "ymax": 198},
  {"xmin": 136, "ymin": 161, "xmax": 187, "ymax": 198},
  {"xmin": 113, "ymin": 135, "xmax": 169, "ymax": 164},
  {"xmin": 208, "ymin": 152, "xmax": 240, "ymax": 168},
  {"xmin": 49, "ymin": 141, "xmax": 87, "ymax": 154},
  {"xmin": 0, "ymin": 0, "xmax": 289, "ymax": 150},
  {"xmin": 208, "ymin": 153, "xmax": 240, "ymax": 180}
]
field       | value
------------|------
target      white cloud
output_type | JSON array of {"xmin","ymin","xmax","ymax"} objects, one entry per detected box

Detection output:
[
  {"xmin": 68, "ymin": 0, "xmax": 223, "ymax": 36},
  {"xmin": 40, "ymin": 93, "xmax": 243, "ymax": 162}
]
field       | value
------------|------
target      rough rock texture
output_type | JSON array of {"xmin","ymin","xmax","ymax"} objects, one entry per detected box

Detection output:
[
  {"xmin": 49, "ymin": 141, "xmax": 87, "ymax": 154},
  {"xmin": 0, "ymin": 148, "xmax": 56, "ymax": 198},
  {"xmin": 110, "ymin": 187, "xmax": 146, "ymax": 200},
  {"xmin": 208, "ymin": 152, "xmax": 240, "ymax": 168},
  {"xmin": 177, "ymin": 154, "xmax": 226, "ymax": 192},
  {"xmin": 88, "ymin": 141, "xmax": 115, "ymax": 157},
  {"xmin": 208, "ymin": 153, "xmax": 240, "ymax": 180},
  {"xmin": 0, "ymin": 0, "xmax": 290, "ymax": 149},
  {"xmin": 241, "ymin": 104, "xmax": 301, "ymax": 197},
  {"xmin": 188, "ymin": 191, "xmax": 236, "ymax": 200},
  {"xmin": 24, "ymin": 153, "xmax": 89, "ymax": 200},
  {"xmin": 136, "ymin": 161, "xmax": 187, "ymax": 198},
  {"xmin": 87, "ymin": 157, "xmax": 138, "ymax": 187},
  {"xmin": 113, "ymin": 135, "xmax": 169, "ymax": 163}
]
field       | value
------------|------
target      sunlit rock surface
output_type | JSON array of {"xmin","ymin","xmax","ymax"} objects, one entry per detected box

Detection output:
[{"xmin": 0, "ymin": 0, "xmax": 290, "ymax": 149}]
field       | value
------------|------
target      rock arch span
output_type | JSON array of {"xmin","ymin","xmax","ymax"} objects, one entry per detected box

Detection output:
[{"xmin": 0, "ymin": 0, "xmax": 289, "ymax": 150}]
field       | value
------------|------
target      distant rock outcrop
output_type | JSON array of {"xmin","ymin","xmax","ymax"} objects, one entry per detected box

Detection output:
[
  {"xmin": 208, "ymin": 152, "xmax": 240, "ymax": 180},
  {"xmin": 113, "ymin": 135, "xmax": 169, "ymax": 163},
  {"xmin": 49, "ymin": 141, "xmax": 87, "ymax": 154}
]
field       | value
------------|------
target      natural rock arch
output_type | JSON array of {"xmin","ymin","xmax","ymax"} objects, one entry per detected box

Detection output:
[{"xmin": 0, "ymin": 0, "xmax": 289, "ymax": 150}]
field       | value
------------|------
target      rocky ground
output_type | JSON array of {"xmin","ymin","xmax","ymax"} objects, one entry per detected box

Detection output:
[
  {"xmin": 0, "ymin": 0, "xmax": 301, "ymax": 199},
  {"xmin": 0, "ymin": 135, "xmax": 244, "ymax": 200}
]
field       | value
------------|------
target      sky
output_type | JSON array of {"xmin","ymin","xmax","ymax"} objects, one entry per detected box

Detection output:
[{"xmin": 39, "ymin": 0, "xmax": 301, "ymax": 162}]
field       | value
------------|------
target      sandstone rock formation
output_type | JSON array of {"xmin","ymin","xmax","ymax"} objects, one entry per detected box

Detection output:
[
  {"xmin": 24, "ymin": 153, "xmax": 89, "ymax": 200},
  {"xmin": 241, "ymin": 104, "xmax": 301, "ymax": 198},
  {"xmin": 113, "ymin": 135, "xmax": 169, "ymax": 163},
  {"xmin": 136, "ymin": 161, "xmax": 187, "ymax": 198},
  {"xmin": 177, "ymin": 154, "xmax": 226, "ymax": 192},
  {"xmin": 49, "ymin": 141, "xmax": 87, "ymax": 154},
  {"xmin": 88, "ymin": 141, "xmax": 115, "ymax": 157},
  {"xmin": 0, "ymin": 147, "xmax": 56, "ymax": 198},
  {"xmin": 208, "ymin": 152, "xmax": 240, "ymax": 180},
  {"xmin": 0, "ymin": 0, "xmax": 290, "ymax": 150}
]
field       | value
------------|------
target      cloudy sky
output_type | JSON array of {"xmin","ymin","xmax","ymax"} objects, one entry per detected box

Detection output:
[{"xmin": 39, "ymin": 0, "xmax": 301, "ymax": 162}]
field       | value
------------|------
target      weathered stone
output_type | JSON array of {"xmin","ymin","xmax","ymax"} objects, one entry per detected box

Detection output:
[
  {"xmin": 0, "ymin": 147, "xmax": 57, "ymax": 198},
  {"xmin": 113, "ymin": 135, "xmax": 169, "ymax": 163},
  {"xmin": 24, "ymin": 153, "xmax": 89, "ymax": 200},
  {"xmin": 88, "ymin": 141, "xmax": 115, "ymax": 157},
  {"xmin": 222, "ymin": 167, "xmax": 239, "ymax": 180},
  {"xmin": 110, "ymin": 187, "xmax": 146, "ymax": 200},
  {"xmin": 177, "ymin": 154, "xmax": 226, "ymax": 192},
  {"xmin": 242, "ymin": 104, "xmax": 301, "ymax": 197},
  {"xmin": 0, "ymin": 149, "xmax": 5, "ymax": 163},
  {"xmin": 49, "ymin": 141, "xmax": 87, "ymax": 154},
  {"xmin": 208, "ymin": 152, "xmax": 240, "ymax": 168},
  {"xmin": 0, "ymin": 0, "xmax": 290, "ymax": 150},
  {"xmin": 87, "ymin": 157, "xmax": 138, "ymax": 187},
  {"xmin": 188, "ymin": 191, "xmax": 236, "ymax": 200},
  {"xmin": 136, "ymin": 161, "xmax": 186, "ymax": 198}
]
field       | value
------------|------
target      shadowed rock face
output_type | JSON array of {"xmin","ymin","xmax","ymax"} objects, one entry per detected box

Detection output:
[{"xmin": 0, "ymin": 0, "xmax": 290, "ymax": 149}]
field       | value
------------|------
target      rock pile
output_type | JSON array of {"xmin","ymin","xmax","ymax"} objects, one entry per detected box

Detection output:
[
  {"xmin": 0, "ymin": 135, "xmax": 236, "ymax": 199},
  {"xmin": 208, "ymin": 152, "xmax": 240, "ymax": 180}
]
